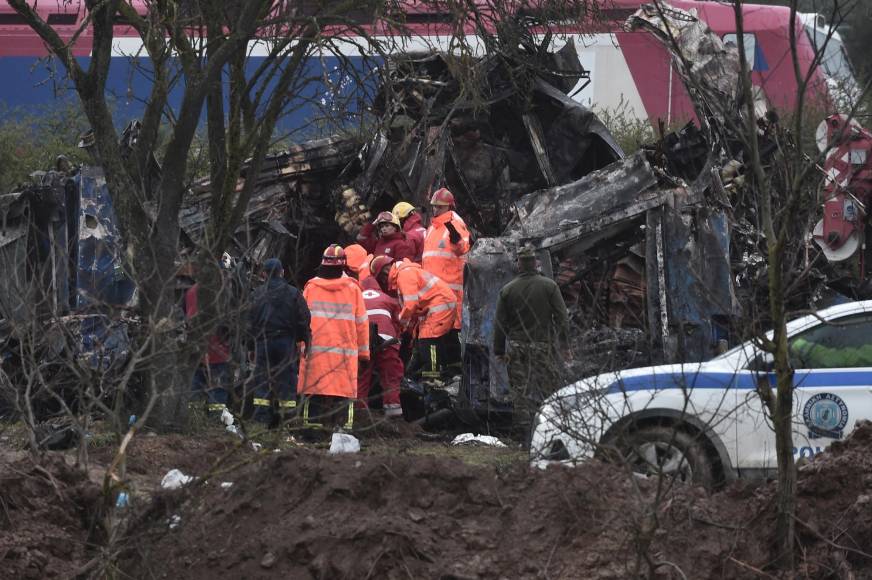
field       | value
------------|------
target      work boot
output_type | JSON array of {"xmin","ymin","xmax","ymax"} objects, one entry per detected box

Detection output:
[{"xmin": 384, "ymin": 404, "xmax": 403, "ymax": 419}]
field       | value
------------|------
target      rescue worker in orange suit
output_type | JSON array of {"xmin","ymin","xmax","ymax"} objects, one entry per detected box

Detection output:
[
  {"xmin": 392, "ymin": 201, "xmax": 426, "ymax": 262},
  {"xmin": 356, "ymin": 255, "xmax": 404, "ymax": 417},
  {"xmin": 356, "ymin": 211, "xmax": 417, "ymax": 263},
  {"xmin": 344, "ymin": 243, "xmax": 372, "ymax": 281},
  {"xmin": 298, "ymin": 245, "xmax": 369, "ymax": 430},
  {"xmin": 248, "ymin": 258, "xmax": 311, "ymax": 425},
  {"xmin": 422, "ymin": 188, "xmax": 470, "ymax": 372},
  {"xmin": 389, "ymin": 258, "xmax": 458, "ymax": 382}
]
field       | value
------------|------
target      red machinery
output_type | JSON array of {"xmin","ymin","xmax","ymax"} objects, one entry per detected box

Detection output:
[{"xmin": 812, "ymin": 114, "xmax": 872, "ymax": 266}]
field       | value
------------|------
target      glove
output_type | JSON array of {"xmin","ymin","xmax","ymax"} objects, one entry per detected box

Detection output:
[{"xmin": 445, "ymin": 221, "xmax": 461, "ymax": 244}]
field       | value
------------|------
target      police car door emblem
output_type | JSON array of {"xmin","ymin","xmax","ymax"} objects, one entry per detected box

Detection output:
[{"xmin": 803, "ymin": 393, "xmax": 848, "ymax": 439}]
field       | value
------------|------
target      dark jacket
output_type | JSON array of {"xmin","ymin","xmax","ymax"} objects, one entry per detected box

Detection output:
[
  {"xmin": 493, "ymin": 271, "xmax": 570, "ymax": 356},
  {"xmin": 249, "ymin": 277, "xmax": 311, "ymax": 345}
]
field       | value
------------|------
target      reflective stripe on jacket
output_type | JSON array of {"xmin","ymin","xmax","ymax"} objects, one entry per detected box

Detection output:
[
  {"xmin": 423, "ymin": 211, "xmax": 470, "ymax": 329},
  {"xmin": 298, "ymin": 276, "xmax": 369, "ymax": 398},
  {"xmin": 361, "ymin": 276, "xmax": 401, "ymax": 340},
  {"xmin": 394, "ymin": 259, "xmax": 456, "ymax": 339}
]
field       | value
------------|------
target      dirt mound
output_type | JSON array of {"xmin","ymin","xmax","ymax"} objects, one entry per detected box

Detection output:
[
  {"xmin": 118, "ymin": 421, "xmax": 872, "ymax": 579},
  {"xmin": 0, "ymin": 455, "xmax": 104, "ymax": 580},
  {"xmin": 89, "ymin": 432, "xmax": 240, "ymax": 480},
  {"xmin": 650, "ymin": 420, "xmax": 872, "ymax": 579},
  {"xmin": 124, "ymin": 451, "xmax": 643, "ymax": 579},
  {"xmin": 793, "ymin": 420, "xmax": 872, "ymax": 577}
]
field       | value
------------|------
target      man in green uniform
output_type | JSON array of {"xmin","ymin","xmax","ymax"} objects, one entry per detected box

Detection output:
[{"xmin": 493, "ymin": 244, "xmax": 570, "ymax": 442}]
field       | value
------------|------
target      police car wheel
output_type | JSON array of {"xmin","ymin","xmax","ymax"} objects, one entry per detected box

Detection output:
[{"xmin": 619, "ymin": 426, "xmax": 713, "ymax": 487}]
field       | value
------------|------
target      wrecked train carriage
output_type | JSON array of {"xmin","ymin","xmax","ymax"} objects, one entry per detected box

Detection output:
[
  {"xmin": 181, "ymin": 46, "xmax": 627, "ymax": 280},
  {"xmin": 462, "ymin": 149, "xmax": 739, "ymax": 412},
  {"xmin": 179, "ymin": 135, "xmax": 362, "ymax": 282},
  {"xmin": 0, "ymin": 167, "xmax": 137, "ymax": 417},
  {"xmin": 343, "ymin": 48, "xmax": 623, "ymax": 237}
]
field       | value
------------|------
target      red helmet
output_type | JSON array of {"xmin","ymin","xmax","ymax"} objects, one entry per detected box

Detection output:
[
  {"xmin": 429, "ymin": 187, "xmax": 455, "ymax": 208},
  {"xmin": 369, "ymin": 255, "xmax": 394, "ymax": 278},
  {"xmin": 321, "ymin": 244, "xmax": 347, "ymax": 266}
]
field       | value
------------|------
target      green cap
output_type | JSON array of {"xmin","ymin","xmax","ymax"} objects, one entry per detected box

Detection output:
[{"xmin": 517, "ymin": 244, "xmax": 536, "ymax": 259}]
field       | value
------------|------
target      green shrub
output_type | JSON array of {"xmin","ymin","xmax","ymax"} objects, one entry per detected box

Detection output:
[{"xmin": 0, "ymin": 102, "xmax": 90, "ymax": 193}]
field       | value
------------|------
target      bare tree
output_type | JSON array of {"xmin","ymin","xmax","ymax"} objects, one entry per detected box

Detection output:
[
  {"xmin": 6, "ymin": 0, "xmax": 393, "ymax": 430},
  {"xmin": 626, "ymin": 0, "xmax": 872, "ymax": 569}
]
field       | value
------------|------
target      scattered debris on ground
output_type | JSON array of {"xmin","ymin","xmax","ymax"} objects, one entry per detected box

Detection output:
[
  {"xmin": 2, "ymin": 420, "xmax": 872, "ymax": 579},
  {"xmin": 103, "ymin": 421, "xmax": 872, "ymax": 579}
]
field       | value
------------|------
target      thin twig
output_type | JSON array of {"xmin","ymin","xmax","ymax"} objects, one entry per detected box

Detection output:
[
  {"xmin": 655, "ymin": 560, "xmax": 688, "ymax": 580},
  {"xmin": 728, "ymin": 556, "xmax": 778, "ymax": 579},
  {"xmin": 542, "ymin": 538, "xmax": 560, "ymax": 580},
  {"xmin": 691, "ymin": 514, "xmax": 742, "ymax": 531},
  {"xmin": 794, "ymin": 515, "xmax": 872, "ymax": 561},
  {"xmin": 364, "ymin": 548, "xmax": 387, "ymax": 580},
  {"xmin": 33, "ymin": 465, "xmax": 65, "ymax": 503}
]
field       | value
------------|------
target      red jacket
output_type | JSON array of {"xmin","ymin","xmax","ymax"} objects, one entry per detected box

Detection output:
[
  {"xmin": 361, "ymin": 276, "xmax": 401, "ymax": 341},
  {"xmin": 184, "ymin": 284, "xmax": 230, "ymax": 365},
  {"xmin": 357, "ymin": 223, "xmax": 417, "ymax": 262},
  {"xmin": 402, "ymin": 213, "xmax": 426, "ymax": 262}
]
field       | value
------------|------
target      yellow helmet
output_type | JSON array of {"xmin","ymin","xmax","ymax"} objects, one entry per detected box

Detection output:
[{"xmin": 392, "ymin": 201, "xmax": 416, "ymax": 220}]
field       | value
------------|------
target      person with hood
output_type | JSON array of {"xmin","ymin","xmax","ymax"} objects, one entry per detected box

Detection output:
[
  {"xmin": 185, "ymin": 281, "xmax": 232, "ymax": 416},
  {"xmin": 392, "ymin": 201, "xmax": 426, "ymax": 262},
  {"xmin": 389, "ymin": 258, "xmax": 459, "ymax": 382},
  {"xmin": 344, "ymin": 243, "xmax": 372, "ymax": 281},
  {"xmin": 298, "ymin": 245, "xmax": 369, "ymax": 430},
  {"xmin": 356, "ymin": 211, "xmax": 417, "ymax": 263},
  {"xmin": 248, "ymin": 258, "xmax": 311, "ymax": 425},
  {"xmin": 356, "ymin": 255, "xmax": 404, "ymax": 418}
]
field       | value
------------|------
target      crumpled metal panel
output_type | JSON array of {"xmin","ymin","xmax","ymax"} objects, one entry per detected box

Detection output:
[
  {"xmin": 507, "ymin": 152, "xmax": 659, "ymax": 241},
  {"xmin": 75, "ymin": 167, "xmax": 136, "ymax": 308},
  {"xmin": 626, "ymin": 3, "xmax": 763, "ymax": 130},
  {"xmin": 462, "ymin": 237, "xmax": 519, "ymax": 346},
  {"xmin": 0, "ymin": 221, "xmax": 31, "ymax": 324},
  {"xmin": 661, "ymin": 207, "xmax": 739, "ymax": 362}
]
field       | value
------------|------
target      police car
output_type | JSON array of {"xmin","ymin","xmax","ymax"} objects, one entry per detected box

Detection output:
[{"xmin": 530, "ymin": 300, "xmax": 872, "ymax": 486}]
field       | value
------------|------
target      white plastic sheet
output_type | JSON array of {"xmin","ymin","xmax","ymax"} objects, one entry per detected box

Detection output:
[
  {"xmin": 329, "ymin": 433, "xmax": 361, "ymax": 454},
  {"xmin": 451, "ymin": 433, "xmax": 507, "ymax": 447},
  {"xmin": 160, "ymin": 469, "xmax": 194, "ymax": 490}
]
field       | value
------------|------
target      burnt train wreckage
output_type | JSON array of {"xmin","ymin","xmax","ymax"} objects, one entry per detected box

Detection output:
[{"xmin": 0, "ymin": 4, "xmax": 860, "ymax": 424}]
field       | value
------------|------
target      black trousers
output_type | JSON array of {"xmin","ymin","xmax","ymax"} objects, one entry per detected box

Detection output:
[{"xmin": 406, "ymin": 331, "xmax": 461, "ymax": 382}]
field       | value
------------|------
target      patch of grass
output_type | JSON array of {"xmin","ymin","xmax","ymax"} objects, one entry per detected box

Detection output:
[
  {"xmin": 0, "ymin": 420, "xmax": 32, "ymax": 451},
  {"xmin": 402, "ymin": 441, "xmax": 528, "ymax": 470}
]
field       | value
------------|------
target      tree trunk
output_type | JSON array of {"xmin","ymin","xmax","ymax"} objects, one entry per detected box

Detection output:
[
  {"xmin": 773, "ymin": 372, "xmax": 796, "ymax": 568},
  {"xmin": 140, "ymin": 222, "xmax": 188, "ymax": 432},
  {"xmin": 768, "ymin": 239, "xmax": 796, "ymax": 569}
]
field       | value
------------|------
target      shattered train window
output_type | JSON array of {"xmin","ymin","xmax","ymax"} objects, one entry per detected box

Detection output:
[{"xmin": 722, "ymin": 33, "xmax": 767, "ymax": 72}]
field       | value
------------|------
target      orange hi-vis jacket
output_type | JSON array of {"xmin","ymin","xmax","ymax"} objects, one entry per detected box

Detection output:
[
  {"xmin": 298, "ymin": 276, "xmax": 369, "ymax": 399},
  {"xmin": 394, "ymin": 259, "xmax": 457, "ymax": 339},
  {"xmin": 422, "ymin": 210, "xmax": 470, "ymax": 329},
  {"xmin": 344, "ymin": 244, "xmax": 372, "ymax": 280}
]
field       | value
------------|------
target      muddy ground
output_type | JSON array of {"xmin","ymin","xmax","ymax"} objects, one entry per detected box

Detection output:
[{"xmin": 2, "ymin": 421, "xmax": 872, "ymax": 580}]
